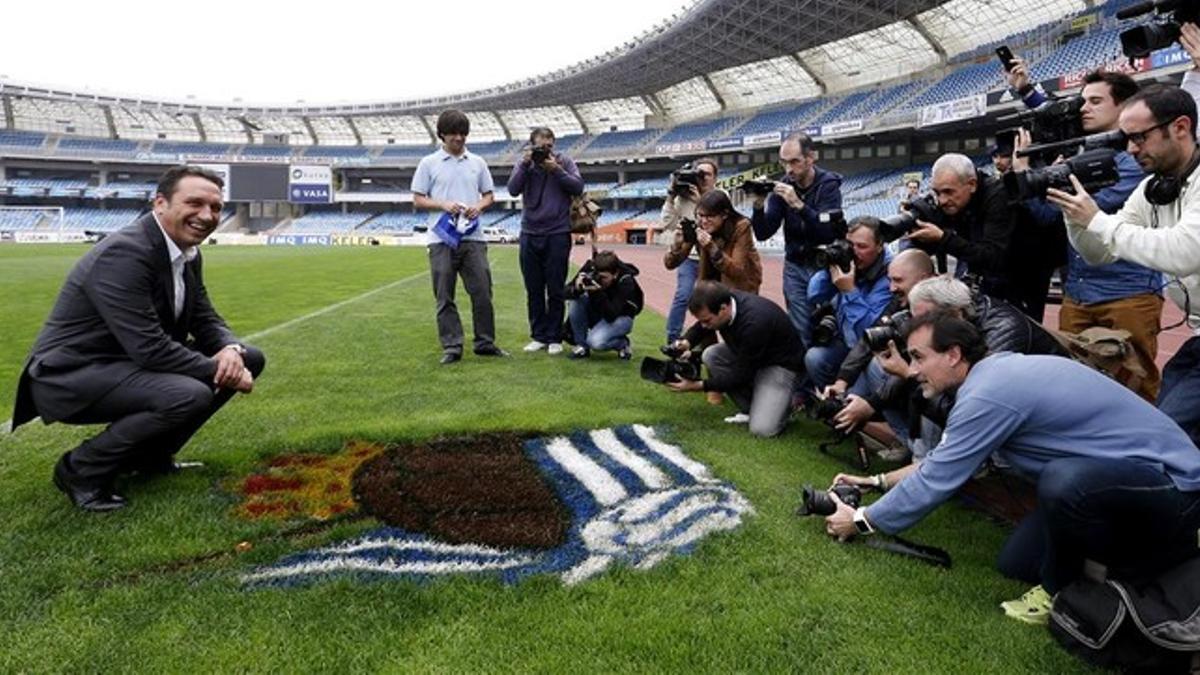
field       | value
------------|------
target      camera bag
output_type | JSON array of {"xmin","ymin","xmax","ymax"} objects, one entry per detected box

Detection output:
[
  {"xmin": 570, "ymin": 195, "xmax": 602, "ymax": 236},
  {"xmin": 1049, "ymin": 326, "xmax": 1148, "ymax": 395},
  {"xmin": 1049, "ymin": 556, "xmax": 1200, "ymax": 673}
]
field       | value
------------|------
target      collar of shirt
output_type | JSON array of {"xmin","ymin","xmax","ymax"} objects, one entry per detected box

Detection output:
[
  {"xmin": 152, "ymin": 212, "xmax": 198, "ymax": 265},
  {"xmin": 435, "ymin": 147, "xmax": 472, "ymax": 163}
]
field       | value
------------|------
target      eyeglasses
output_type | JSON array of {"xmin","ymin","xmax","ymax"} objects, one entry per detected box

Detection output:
[
  {"xmin": 696, "ymin": 212, "xmax": 719, "ymax": 219},
  {"xmin": 695, "ymin": 170, "xmax": 712, "ymax": 178},
  {"xmin": 1124, "ymin": 119, "xmax": 1173, "ymax": 146}
]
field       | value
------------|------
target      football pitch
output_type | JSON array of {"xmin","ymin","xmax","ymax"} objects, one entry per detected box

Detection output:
[{"xmin": 0, "ymin": 244, "xmax": 1089, "ymax": 672}]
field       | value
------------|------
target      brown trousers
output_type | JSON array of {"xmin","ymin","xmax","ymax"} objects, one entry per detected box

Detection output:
[{"xmin": 1059, "ymin": 293, "xmax": 1164, "ymax": 402}]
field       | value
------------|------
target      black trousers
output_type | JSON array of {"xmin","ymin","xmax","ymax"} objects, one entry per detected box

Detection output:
[
  {"xmin": 519, "ymin": 232, "xmax": 571, "ymax": 344},
  {"xmin": 51, "ymin": 346, "xmax": 265, "ymax": 485}
]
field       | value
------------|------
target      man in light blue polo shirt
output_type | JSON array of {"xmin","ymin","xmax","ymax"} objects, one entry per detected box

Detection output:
[{"xmin": 412, "ymin": 109, "xmax": 507, "ymax": 364}]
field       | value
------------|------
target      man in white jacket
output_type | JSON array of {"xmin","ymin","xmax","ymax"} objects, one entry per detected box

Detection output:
[{"xmin": 1047, "ymin": 83, "xmax": 1200, "ymax": 443}]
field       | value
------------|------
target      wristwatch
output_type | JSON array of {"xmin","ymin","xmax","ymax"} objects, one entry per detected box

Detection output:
[
  {"xmin": 223, "ymin": 343, "xmax": 247, "ymax": 356},
  {"xmin": 853, "ymin": 507, "xmax": 875, "ymax": 535}
]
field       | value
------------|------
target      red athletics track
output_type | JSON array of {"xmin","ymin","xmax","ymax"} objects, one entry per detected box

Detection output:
[{"xmin": 573, "ymin": 244, "xmax": 1190, "ymax": 368}]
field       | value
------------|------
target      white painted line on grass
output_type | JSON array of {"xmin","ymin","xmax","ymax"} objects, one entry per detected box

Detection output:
[{"xmin": 1, "ymin": 271, "xmax": 428, "ymax": 434}]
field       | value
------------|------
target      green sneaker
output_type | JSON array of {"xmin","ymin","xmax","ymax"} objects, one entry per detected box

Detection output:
[{"xmin": 1000, "ymin": 585, "xmax": 1053, "ymax": 625}]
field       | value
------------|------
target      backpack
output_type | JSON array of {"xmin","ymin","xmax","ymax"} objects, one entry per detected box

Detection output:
[
  {"xmin": 1049, "ymin": 556, "xmax": 1200, "ymax": 673},
  {"xmin": 1049, "ymin": 327, "xmax": 1148, "ymax": 395}
]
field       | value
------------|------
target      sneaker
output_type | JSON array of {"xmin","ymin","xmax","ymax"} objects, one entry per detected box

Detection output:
[
  {"xmin": 569, "ymin": 346, "xmax": 590, "ymax": 359},
  {"xmin": 523, "ymin": 340, "xmax": 547, "ymax": 353},
  {"xmin": 617, "ymin": 340, "xmax": 633, "ymax": 361},
  {"xmin": 547, "ymin": 343, "xmax": 563, "ymax": 355},
  {"xmin": 1000, "ymin": 585, "xmax": 1053, "ymax": 625},
  {"xmin": 723, "ymin": 413, "xmax": 751, "ymax": 424}
]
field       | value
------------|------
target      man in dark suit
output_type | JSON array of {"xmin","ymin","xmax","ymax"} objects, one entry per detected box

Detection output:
[{"xmin": 11, "ymin": 165, "xmax": 265, "ymax": 512}]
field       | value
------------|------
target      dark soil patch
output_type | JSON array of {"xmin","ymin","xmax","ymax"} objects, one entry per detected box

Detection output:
[{"xmin": 352, "ymin": 432, "xmax": 570, "ymax": 550}]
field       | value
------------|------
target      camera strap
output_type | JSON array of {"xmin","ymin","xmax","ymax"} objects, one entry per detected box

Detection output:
[{"xmin": 863, "ymin": 534, "xmax": 953, "ymax": 568}]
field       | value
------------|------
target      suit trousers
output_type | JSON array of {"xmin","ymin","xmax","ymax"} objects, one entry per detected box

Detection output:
[
  {"xmin": 1059, "ymin": 292, "xmax": 1163, "ymax": 402},
  {"xmin": 43, "ymin": 346, "xmax": 266, "ymax": 485},
  {"xmin": 429, "ymin": 242, "xmax": 496, "ymax": 354},
  {"xmin": 519, "ymin": 232, "xmax": 571, "ymax": 345}
]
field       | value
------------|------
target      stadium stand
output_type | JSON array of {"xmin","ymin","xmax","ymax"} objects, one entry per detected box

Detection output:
[
  {"xmin": 0, "ymin": 209, "xmax": 50, "ymax": 230},
  {"xmin": 0, "ymin": 131, "xmax": 47, "ymax": 149},
  {"xmin": 285, "ymin": 212, "xmax": 370, "ymax": 234},
  {"xmin": 351, "ymin": 115, "xmax": 432, "ymax": 146},
  {"xmin": 63, "ymin": 208, "xmax": 144, "ymax": 231},
  {"xmin": 360, "ymin": 212, "xmax": 426, "ymax": 233},
  {"xmin": 111, "ymin": 106, "xmax": 202, "ymax": 142}
]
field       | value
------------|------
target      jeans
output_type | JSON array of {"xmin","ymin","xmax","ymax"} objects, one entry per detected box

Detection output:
[
  {"xmin": 666, "ymin": 258, "xmax": 699, "ymax": 342},
  {"xmin": 783, "ymin": 260, "xmax": 819, "ymax": 349},
  {"xmin": 848, "ymin": 359, "xmax": 911, "ymax": 447},
  {"xmin": 995, "ymin": 457, "xmax": 1200, "ymax": 593},
  {"xmin": 568, "ymin": 295, "xmax": 633, "ymax": 352},
  {"xmin": 702, "ymin": 343, "xmax": 797, "ymax": 437},
  {"xmin": 519, "ymin": 232, "xmax": 572, "ymax": 345},
  {"xmin": 1158, "ymin": 335, "xmax": 1200, "ymax": 446},
  {"xmin": 804, "ymin": 341, "xmax": 850, "ymax": 390}
]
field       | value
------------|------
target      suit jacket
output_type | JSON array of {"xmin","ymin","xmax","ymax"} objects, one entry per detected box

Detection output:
[{"xmin": 12, "ymin": 213, "xmax": 236, "ymax": 428}]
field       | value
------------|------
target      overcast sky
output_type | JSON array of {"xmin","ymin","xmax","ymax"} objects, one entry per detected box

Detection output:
[{"xmin": 0, "ymin": 0, "xmax": 689, "ymax": 106}]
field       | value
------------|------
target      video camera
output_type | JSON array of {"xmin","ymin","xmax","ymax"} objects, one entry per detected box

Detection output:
[
  {"xmin": 530, "ymin": 144, "xmax": 552, "ymax": 165},
  {"xmin": 795, "ymin": 483, "xmax": 862, "ymax": 517},
  {"xmin": 1004, "ymin": 148, "xmax": 1120, "ymax": 201},
  {"xmin": 671, "ymin": 165, "xmax": 704, "ymax": 198},
  {"xmin": 1015, "ymin": 129, "xmax": 1128, "ymax": 160},
  {"xmin": 640, "ymin": 344, "xmax": 702, "ymax": 384},
  {"xmin": 863, "ymin": 309, "xmax": 912, "ymax": 354},
  {"xmin": 1118, "ymin": 0, "xmax": 1200, "ymax": 58},
  {"xmin": 999, "ymin": 97, "xmax": 1086, "ymax": 164},
  {"xmin": 879, "ymin": 193, "xmax": 941, "ymax": 242}
]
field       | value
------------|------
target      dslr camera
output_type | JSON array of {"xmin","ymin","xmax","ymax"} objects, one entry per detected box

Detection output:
[
  {"xmin": 740, "ymin": 176, "xmax": 777, "ymax": 196},
  {"xmin": 1118, "ymin": 0, "xmax": 1200, "ymax": 58},
  {"xmin": 530, "ymin": 145, "xmax": 552, "ymax": 165},
  {"xmin": 679, "ymin": 217, "xmax": 698, "ymax": 245},
  {"xmin": 813, "ymin": 238, "xmax": 855, "ymax": 273},
  {"xmin": 671, "ymin": 165, "xmax": 704, "ymax": 198},
  {"xmin": 805, "ymin": 392, "xmax": 848, "ymax": 426},
  {"xmin": 795, "ymin": 483, "xmax": 862, "ymax": 517},
  {"xmin": 1004, "ymin": 148, "xmax": 1120, "ymax": 201},
  {"xmin": 810, "ymin": 302, "xmax": 840, "ymax": 348},
  {"xmin": 879, "ymin": 193, "xmax": 941, "ymax": 242},
  {"xmin": 863, "ymin": 309, "xmax": 912, "ymax": 354},
  {"xmin": 576, "ymin": 270, "xmax": 601, "ymax": 290},
  {"xmin": 640, "ymin": 344, "xmax": 702, "ymax": 384}
]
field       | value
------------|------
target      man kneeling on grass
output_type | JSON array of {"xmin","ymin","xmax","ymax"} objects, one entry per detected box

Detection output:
[
  {"xmin": 564, "ymin": 250, "xmax": 643, "ymax": 360},
  {"xmin": 664, "ymin": 281, "xmax": 804, "ymax": 438},
  {"xmin": 823, "ymin": 312, "xmax": 1200, "ymax": 625}
]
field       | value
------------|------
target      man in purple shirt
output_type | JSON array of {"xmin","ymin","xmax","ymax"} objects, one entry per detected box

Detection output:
[{"xmin": 507, "ymin": 127, "xmax": 585, "ymax": 356}]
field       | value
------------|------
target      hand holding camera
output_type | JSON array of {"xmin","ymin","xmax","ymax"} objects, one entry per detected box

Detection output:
[
  {"xmin": 773, "ymin": 181, "xmax": 804, "ymax": 210},
  {"xmin": 576, "ymin": 271, "xmax": 602, "ymax": 292},
  {"xmin": 875, "ymin": 340, "xmax": 910, "ymax": 378},
  {"xmin": 829, "ymin": 259, "xmax": 856, "ymax": 293},
  {"xmin": 832, "ymin": 394, "xmax": 874, "ymax": 433}
]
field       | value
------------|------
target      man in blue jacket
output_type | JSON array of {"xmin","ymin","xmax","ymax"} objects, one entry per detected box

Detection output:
[
  {"xmin": 1006, "ymin": 63, "xmax": 1163, "ymax": 401},
  {"xmin": 804, "ymin": 217, "xmax": 893, "ymax": 389},
  {"xmin": 507, "ymin": 126, "xmax": 585, "ymax": 356},
  {"xmin": 825, "ymin": 312, "xmax": 1200, "ymax": 624},
  {"xmin": 750, "ymin": 132, "xmax": 843, "ymax": 347}
]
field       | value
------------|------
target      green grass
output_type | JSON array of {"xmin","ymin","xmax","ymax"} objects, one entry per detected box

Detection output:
[{"xmin": 0, "ymin": 244, "xmax": 1091, "ymax": 672}]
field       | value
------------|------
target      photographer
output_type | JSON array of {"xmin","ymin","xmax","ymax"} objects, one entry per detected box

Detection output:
[
  {"xmin": 665, "ymin": 281, "xmax": 804, "ymax": 438},
  {"xmin": 564, "ymin": 250, "xmax": 642, "ymax": 360},
  {"xmin": 664, "ymin": 190, "xmax": 762, "ymax": 294},
  {"xmin": 749, "ymin": 132, "xmax": 844, "ymax": 347},
  {"xmin": 823, "ymin": 312, "xmax": 1200, "ymax": 625},
  {"xmin": 990, "ymin": 142, "xmax": 1013, "ymax": 177},
  {"xmin": 904, "ymin": 153, "xmax": 1017, "ymax": 303},
  {"xmin": 804, "ymin": 217, "xmax": 893, "ymax": 390},
  {"xmin": 661, "ymin": 157, "xmax": 721, "ymax": 343},
  {"xmin": 822, "ymin": 250, "xmax": 936, "ymax": 441},
  {"xmin": 1005, "ymin": 62, "xmax": 1163, "ymax": 400},
  {"xmin": 507, "ymin": 127, "xmax": 585, "ymax": 356},
  {"xmin": 1048, "ymin": 84, "xmax": 1200, "ymax": 444}
]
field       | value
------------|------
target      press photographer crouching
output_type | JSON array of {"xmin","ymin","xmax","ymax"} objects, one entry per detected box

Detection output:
[
  {"xmin": 803, "ymin": 216, "xmax": 893, "ymax": 390},
  {"xmin": 660, "ymin": 281, "xmax": 804, "ymax": 438},
  {"xmin": 821, "ymin": 311, "xmax": 1200, "ymax": 625},
  {"xmin": 564, "ymin": 251, "xmax": 643, "ymax": 360},
  {"xmin": 1048, "ymin": 84, "xmax": 1200, "ymax": 445},
  {"xmin": 663, "ymin": 190, "xmax": 763, "ymax": 294},
  {"xmin": 820, "ymin": 249, "xmax": 937, "ymax": 446}
]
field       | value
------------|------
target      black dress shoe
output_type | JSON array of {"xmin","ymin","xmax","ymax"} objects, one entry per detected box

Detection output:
[
  {"xmin": 474, "ymin": 345, "xmax": 510, "ymax": 357},
  {"xmin": 440, "ymin": 352, "xmax": 462, "ymax": 365},
  {"xmin": 53, "ymin": 463, "xmax": 126, "ymax": 512}
]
